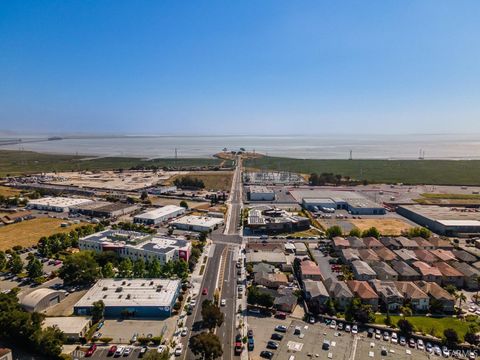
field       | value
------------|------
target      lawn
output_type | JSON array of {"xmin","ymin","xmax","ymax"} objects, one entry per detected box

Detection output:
[
  {"xmin": 349, "ymin": 218, "xmax": 412, "ymax": 236},
  {"xmin": 0, "ymin": 149, "xmax": 225, "ymax": 177},
  {"xmin": 244, "ymin": 156, "xmax": 480, "ymax": 186},
  {"xmin": 0, "ymin": 218, "xmax": 87, "ymax": 250},
  {"xmin": 374, "ymin": 314, "xmax": 480, "ymax": 341}
]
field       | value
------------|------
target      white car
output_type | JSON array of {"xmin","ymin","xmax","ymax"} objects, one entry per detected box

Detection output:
[
  {"xmin": 123, "ymin": 347, "xmax": 132, "ymax": 356},
  {"xmin": 174, "ymin": 345, "xmax": 183, "ymax": 356},
  {"xmin": 330, "ymin": 320, "xmax": 337, "ymax": 329},
  {"xmin": 417, "ymin": 339, "xmax": 424, "ymax": 350},
  {"xmin": 442, "ymin": 346, "xmax": 450, "ymax": 357},
  {"xmin": 157, "ymin": 345, "xmax": 167, "ymax": 353},
  {"xmin": 375, "ymin": 329, "xmax": 382, "ymax": 340},
  {"xmin": 221, "ymin": 299, "xmax": 226, "ymax": 306},
  {"xmin": 345, "ymin": 324, "xmax": 351, "ymax": 333},
  {"xmin": 433, "ymin": 345, "xmax": 442, "ymax": 356},
  {"xmin": 181, "ymin": 328, "xmax": 188, "ymax": 337},
  {"xmin": 351, "ymin": 325, "xmax": 358, "ymax": 334},
  {"xmin": 391, "ymin": 332, "xmax": 398, "ymax": 344},
  {"xmin": 115, "ymin": 346, "xmax": 125, "ymax": 356},
  {"xmin": 190, "ymin": 299, "xmax": 196, "ymax": 307}
]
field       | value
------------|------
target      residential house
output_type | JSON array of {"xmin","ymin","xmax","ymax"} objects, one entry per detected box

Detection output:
[
  {"xmin": 370, "ymin": 261, "xmax": 398, "ymax": 281},
  {"xmin": 255, "ymin": 272, "xmax": 289, "ymax": 289},
  {"xmin": 0, "ymin": 348, "xmax": 12, "ymax": 360},
  {"xmin": 258, "ymin": 287, "xmax": 297, "ymax": 313},
  {"xmin": 346, "ymin": 236, "xmax": 366, "ymax": 249},
  {"xmin": 332, "ymin": 237, "xmax": 350, "ymax": 251},
  {"xmin": 323, "ymin": 278, "xmax": 354, "ymax": 310},
  {"xmin": 252, "ymin": 263, "xmax": 276, "ymax": 275},
  {"xmin": 390, "ymin": 260, "xmax": 422, "ymax": 281},
  {"xmin": 415, "ymin": 281, "xmax": 455, "ymax": 313},
  {"xmin": 428, "ymin": 237, "xmax": 453, "ymax": 249},
  {"xmin": 452, "ymin": 250, "xmax": 477, "ymax": 264},
  {"xmin": 379, "ymin": 237, "xmax": 402, "ymax": 250},
  {"xmin": 394, "ymin": 249, "xmax": 418, "ymax": 263},
  {"xmin": 450, "ymin": 261, "xmax": 480, "ymax": 290},
  {"xmin": 395, "ymin": 237, "xmax": 419, "ymax": 250},
  {"xmin": 433, "ymin": 262, "xmax": 464, "ymax": 288},
  {"xmin": 340, "ymin": 248, "xmax": 360, "ymax": 264},
  {"xmin": 412, "ymin": 237, "xmax": 435, "ymax": 250},
  {"xmin": 294, "ymin": 242, "xmax": 308, "ymax": 256},
  {"xmin": 303, "ymin": 279, "xmax": 329, "ymax": 314},
  {"xmin": 430, "ymin": 249, "xmax": 456, "ymax": 262},
  {"xmin": 363, "ymin": 237, "xmax": 384, "ymax": 249},
  {"xmin": 300, "ymin": 260, "xmax": 323, "ymax": 281},
  {"xmin": 284, "ymin": 242, "xmax": 296, "ymax": 253},
  {"xmin": 413, "ymin": 250, "xmax": 439, "ymax": 264},
  {"xmin": 351, "ymin": 260, "xmax": 377, "ymax": 281},
  {"xmin": 358, "ymin": 249, "xmax": 380, "ymax": 264},
  {"xmin": 370, "ymin": 280, "xmax": 404, "ymax": 311},
  {"xmin": 346, "ymin": 280, "xmax": 379, "ymax": 311},
  {"xmin": 375, "ymin": 247, "xmax": 398, "ymax": 262},
  {"xmin": 411, "ymin": 261, "xmax": 442, "ymax": 284},
  {"xmin": 394, "ymin": 281, "xmax": 429, "ymax": 312}
]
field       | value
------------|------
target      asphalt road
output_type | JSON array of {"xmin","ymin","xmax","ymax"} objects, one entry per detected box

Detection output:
[{"xmin": 225, "ymin": 156, "xmax": 243, "ymax": 235}]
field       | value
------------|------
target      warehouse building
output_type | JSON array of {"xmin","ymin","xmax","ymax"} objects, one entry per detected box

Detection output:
[
  {"xmin": 248, "ymin": 186, "xmax": 276, "ymax": 201},
  {"xmin": 134, "ymin": 205, "xmax": 185, "ymax": 225},
  {"xmin": 172, "ymin": 215, "xmax": 224, "ymax": 232},
  {"xmin": 79, "ymin": 230, "xmax": 190, "ymax": 264},
  {"xmin": 74, "ymin": 278, "xmax": 181, "ymax": 318},
  {"xmin": 397, "ymin": 205, "xmax": 480, "ymax": 236},
  {"xmin": 20, "ymin": 288, "xmax": 66, "ymax": 313},
  {"xmin": 42, "ymin": 317, "xmax": 92, "ymax": 341},
  {"xmin": 71, "ymin": 201, "xmax": 138, "ymax": 218},
  {"xmin": 27, "ymin": 197, "xmax": 93, "ymax": 212},
  {"xmin": 295, "ymin": 190, "xmax": 386, "ymax": 215}
]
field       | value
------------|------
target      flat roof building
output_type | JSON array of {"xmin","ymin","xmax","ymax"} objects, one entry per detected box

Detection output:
[
  {"xmin": 397, "ymin": 205, "xmax": 480, "ymax": 235},
  {"xmin": 79, "ymin": 230, "xmax": 190, "ymax": 264},
  {"xmin": 248, "ymin": 186, "xmax": 276, "ymax": 201},
  {"xmin": 172, "ymin": 215, "xmax": 224, "ymax": 232},
  {"xmin": 42, "ymin": 317, "xmax": 91, "ymax": 341},
  {"xmin": 71, "ymin": 201, "xmax": 138, "ymax": 218},
  {"xmin": 74, "ymin": 278, "xmax": 180, "ymax": 318},
  {"xmin": 28, "ymin": 196, "xmax": 93, "ymax": 212},
  {"xmin": 134, "ymin": 205, "xmax": 185, "ymax": 225}
]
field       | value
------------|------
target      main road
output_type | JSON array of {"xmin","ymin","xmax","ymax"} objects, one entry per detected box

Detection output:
[{"xmin": 181, "ymin": 155, "xmax": 244, "ymax": 360}]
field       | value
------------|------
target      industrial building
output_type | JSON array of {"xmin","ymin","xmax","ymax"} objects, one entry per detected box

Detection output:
[
  {"xmin": 133, "ymin": 205, "xmax": 185, "ymax": 225},
  {"xmin": 147, "ymin": 186, "xmax": 177, "ymax": 195},
  {"xmin": 295, "ymin": 190, "xmax": 386, "ymax": 215},
  {"xmin": 70, "ymin": 201, "xmax": 138, "ymax": 218},
  {"xmin": 79, "ymin": 230, "xmax": 190, "ymax": 264},
  {"xmin": 243, "ymin": 171, "xmax": 305, "ymax": 185},
  {"xmin": 42, "ymin": 317, "xmax": 92, "ymax": 341},
  {"xmin": 20, "ymin": 288, "xmax": 66, "ymax": 312},
  {"xmin": 74, "ymin": 278, "xmax": 181, "ymax": 318},
  {"xmin": 246, "ymin": 206, "xmax": 310, "ymax": 234},
  {"xmin": 171, "ymin": 215, "xmax": 224, "ymax": 232},
  {"xmin": 397, "ymin": 205, "xmax": 480, "ymax": 236},
  {"xmin": 248, "ymin": 186, "xmax": 276, "ymax": 201},
  {"xmin": 27, "ymin": 197, "xmax": 93, "ymax": 212}
]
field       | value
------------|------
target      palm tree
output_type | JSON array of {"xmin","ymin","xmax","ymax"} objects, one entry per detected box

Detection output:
[{"xmin": 458, "ymin": 293, "xmax": 467, "ymax": 308}]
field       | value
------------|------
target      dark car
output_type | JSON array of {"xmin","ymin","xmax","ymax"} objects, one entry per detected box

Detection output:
[
  {"xmin": 274, "ymin": 325, "xmax": 287, "ymax": 333},
  {"xmin": 271, "ymin": 333, "xmax": 284, "ymax": 341},
  {"xmin": 260, "ymin": 351, "xmax": 274, "ymax": 359},
  {"xmin": 247, "ymin": 329, "xmax": 254, "ymax": 338},
  {"xmin": 202, "ymin": 287, "xmax": 208, "ymax": 295},
  {"xmin": 267, "ymin": 341, "xmax": 279, "ymax": 350},
  {"xmin": 234, "ymin": 334, "xmax": 243, "ymax": 355},
  {"xmin": 367, "ymin": 328, "xmax": 374, "ymax": 338}
]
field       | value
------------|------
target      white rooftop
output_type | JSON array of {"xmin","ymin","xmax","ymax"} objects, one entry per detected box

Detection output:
[
  {"xmin": 28, "ymin": 197, "xmax": 93, "ymax": 208},
  {"xmin": 75, "ymin": 278, "xmax": 180, "ymax": 308},
  {"xmin": 42, "ymin": 316, "xmax": 91, "ymax": 334},
  {"xmin": 134, "ymin": 205, "xmax": 184, "ymax": 220},
  {"xmin": 437, "ymin": 220, "xmax": 480, "ymax": 226},
  {"xmin": 172, "ymin": 215, "xmax": 224, "ymax": 227}
]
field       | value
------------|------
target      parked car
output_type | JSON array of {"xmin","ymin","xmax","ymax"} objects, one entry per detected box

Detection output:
[
  {"xmin": 115, "ymin": 346, "xmax": 125, "ymax": 357},
  {"xmin": 271, "ymin": 333, "xmax": 284, "ymax": 341},
  {"xmin": 275, "ymin": 325, "xmax": 287, "ymax": 333},
  {"xmin": 267, "ymin": 341, "xmax": 279, "ymax": 350},
  {"xmin": 391, "ymin": 332, "xmax": 398, "ymax": 344},
  {"xmin": 174, "ymin": 345, "xmax": 182, "ymax": 356},
  {"xmin": 442, "ymin": 346, "xmax": 450, "ymax": 357},
  {"xmin": 433, "ymin": 345, "xmax": 442, "ymax": 356},
  {"xmin": 417, "ymin": 339, "xmax": 424, "ymax": 350},
  {"xmin": 330, "ymin": 320, "xmax": 337, "ymax": 329},
  {"xmin": 345, "ymin": 324, "xmax": 351, "ymax": 333},
  {"xmin": 85, "ymin": 344, "xmax": 97, "ymax": 357},
  {"xmin": 139, "ymin": 346, "xmax": 148, "ymax": 358},
  {"xmin": 260, "ymin": 351, "xmax": 274, "ymax": 359},
  {"xmin": 309, "ymin": 316, "xmax": 315, "ymax": 324},
  {"xmin": 181, "ymin": 328, "xmax": 188, "ymax": 337},
  {"xmin": 123, "ymin": 347, "xmax": 132, "ymax": 356},
  {"xmin": 375, "ymin": 329, "xmax": 381, "ymax": 340},
  {"xmin": 221, "ymin": 299, "xmax": 226, "ymax": 306},
  {"xmin": 399, "ymin": 336, "xmax": 406, "ymax": 346},
  {"xmin": 108, "ymin": 346, "xmax": 117, "ymax": 356},
  {"xmin": 408, "ymin": 338, "xmax": 416, "ymax": 348},
  {"xmin": 351, "ymin": 325, "xmax": 358, "ymax": 334},
  {"xmin": 425, "ymin": 342, "xmax": 433, "ymax": 353},
  {"xmin": 234, "ymin": 334, "xmax": 243, "ymax": 355},
  {"xmin": 202, "ymin": 287, "xmax": 208, "ymax": 295},
  {"xmin": 337, "ymin": 322, "xmax": 343, "ymax": 331},
  {"xmin": 247, "ymin": 329, "xmax": 254, "ymax": 338},
  {"xmin": 367, "ymin": 328, "xmax": 374, "ymax": 338},
  {"xmin": 383, "ymin": 331, "xmax": 389, "ymax": 341}
]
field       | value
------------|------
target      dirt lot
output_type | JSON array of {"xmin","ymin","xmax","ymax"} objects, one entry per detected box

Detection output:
[
  {"xmin": 349, "ymin": 218, "xmax": 413, "ymax": 235},
  {"xmin": 0, "ymin": 218, "xmax": 87, "ymax": 250},
  {"xmin": 150, "ymin": 196, "xmax": 209, "ymax": 209},
  {"xmin": 166, "ymin": 171, "xmax": 234, "ymax": 191},
  {"xmin": 0, "ymin": 185, "xmax": 21, "ymax": 197}
]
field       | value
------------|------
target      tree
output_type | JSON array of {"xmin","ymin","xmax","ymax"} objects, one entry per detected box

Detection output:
[
  {"xmin": 102, "ymin": 262, "xmax": 116, "ymax": 278},
  {"xmin": 118, "ymin": 258, "xmax": 133, "ymax": 278},
  {"xmin": 201, "ymin": 300, "xmax": 224, "ymax": 330},
  {"xmin": 27, "ymin": 257, "xmax": 43, "ymax": 279},
  {"xmin": 198, "ymin": 231, "xmax": 207, "ymax": 242},
  {"xmin": 406, "ymin": 227, "xmax": 431, "ymax": 239},
  {"xmin": 0, "ymin": 251, "xmax": 6, "ymax": 270},
  {"xmin": 247, "ymin": 286, "xmax": 274, "ymax": 308},
  {"xmin": 36, "ymin": 326, "xmax": 65, "ymax": 359},
  {"xmin": 133, "ymin": 259, "xmax": 146, "ymax": 278},
  {"xmin": 457, "ymin": 292, "xmax": 467, "ymax": 308},
  {"xmin": 59, "ymin": 251, "xmax": 100, "ymax": 286},
  {"xmin": 443, "ymin": 328, "xmax": 459, "ymax": 347},
  {"xmin": 444, "ymin": 285, "xmax": 458, "ymax": 296},
  {"xmin": 179, "ymin": 200, "xmax": 189, "ymax": 209},
  {"xmin": 144, "ymin": 350, "xmax": 170, "ymax": 360},
  {"xmin": 189, "ymin": 332, "xmax": 223, "ymax": 359},
  {"xmin": 348, "ymin": 228, "xmax": 361, "ymax": 237},
  {"xmin": 173, "ymin": 260, "xmax": 189, "ymax": 280},
  {"xmin": 91, "ymin": 300, "xmax": 105, "ymax": 322},
  {"xmin": 361, "ymin": 227, "xmax": 380, "ymax": 239},
  {"xmin": 345, "ymin": 297, "xmax": 375, "ymax": 324},
  {"xmin": 397, "ymin": 319, "xmax": 414, "ymax": 335},
  {"xmin": 147, "ymin": 259, "xmax": 162, "ymax": 278},
  {"xmin": 8, "ymin": 253, "xmax": 23, "ymax": 274},
  {"xmin": 140, "ymin": 191, "xmax": 149, "ymax": 201},
  {"xmin": 464, "ymin": 327, "xmax": 478, "ymax": 345},
  {"xmin": 326, "ymin": 225, "xmax": 342, "ymax": 239}
]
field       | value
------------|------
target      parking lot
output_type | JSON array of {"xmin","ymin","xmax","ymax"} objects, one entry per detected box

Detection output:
[
  {"xmin": 97, "ymin": 319, "xmax": 177, "ymax": 344},
  {"xmin": 72, "ymin": 345, "xmax": 156, "ymax": 359}
]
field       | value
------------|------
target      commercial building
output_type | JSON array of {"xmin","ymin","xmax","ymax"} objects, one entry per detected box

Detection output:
[
  {"xmin": 171, "ymin": 215, "xmax": 224, "ymax": 232},
  {"xmin": 27, "ymin": 196, "xmax": 93, "ymax": 212},
  {"xmin": 294, "ymin": 189, "xmax": 386, "ymax": 215},
  {"xmin": 74, "ymin": 278, "xmax": 181, "ymax": 318},
  {"xmin": 248, "ymin": 186, "xmax": 276, "ymax": 201},
  {"xmin": 71, "ymin": 201, "xmax": 138, "ymax": 218},
  {"xmin": 20, "ymin": 288, "xmax": 66, "ymax": 312},
  {"xmin": 246, "ymin": 206, "xmax": 310, "ymax": 234},
  {"xmin": 42, "ymin": 317, "xmax": 92, "ymax": 341},
  {"xmin": 134, "ymin": 205, "xmax": 185, "ymax": 225},
  {"xmin": 397, "ymin": 205, "xmax": 480, "ymax": 236},
  {"xmin": 79, "ymin": 230, "xmax": 190, "ymax": 264}
]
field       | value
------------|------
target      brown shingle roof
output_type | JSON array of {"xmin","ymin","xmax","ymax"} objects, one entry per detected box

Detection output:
[
  {"xmin": 358, "ymin": 248, "xmax": 380, "ymax": 262},
  {"xmin": 430, "ymin": 249, "xmax": 456, "ymax": 262},
  {"xmin": 413, "ymin": 250, "xmax": 439, "ymax": 263},
  {"xmin": 394, "ymin": 281, "xmax": 428, "ymax": 300},
  {"xmin": 363, "ymin": 237, "xmax": 383, "ymax": 248},
  {"xmin": 346, "ymin": 280, "xmax": 378, "ymax": 300},
  {"xmin": 411, "ymin": 261, "xmax": 442, "ymax": 277},
  {"xmin": 433, "ymin": 262, "xmax": 463, "ymax": 277},
  {"xmin": 415, "ymin": 281, "xmax": 455, "ymax": 301},
  {"xmin": 376, "ymin": 247, "xmax": 397, "ymax": 262}
]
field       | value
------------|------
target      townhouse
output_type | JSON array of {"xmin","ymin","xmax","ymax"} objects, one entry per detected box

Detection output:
[
  {"xmin": 351, "ymin": 260, "xmax": 377, "ymax": 281},
  {"xmin": 411, "ymin": 261, "xmax": 443, "ymax": 284},
  {"xmin": 390, "ymin": 260, "xmax": 422, "ymax": 281},
  {"xmin": 394, "ymin": 281, "xmax": 430, "ymax": 312},
  {"xmin": 370, "ymin": 280, "xmax": 404, "ymax": 311},
  {"xmin": 433, "ymin": 262, "xmax": 464, "ymax": 288},
  {"xmin": 370, "ymin": 261, "xmax": 398, "ymax": 281},
  {"xmin": 346, "ymin": 280, "xmax": 379, "ymax": 311},
  {"xmin": 323, "ymin": 277, "xmax": 354, "ymax": 311},
  {"xmin": 415, "ymin": 281, "xmax": 455, "ymax": 313}
]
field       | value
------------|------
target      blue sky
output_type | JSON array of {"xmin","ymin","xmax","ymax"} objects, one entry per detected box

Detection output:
[{"xmin": 0, "ymin": 1, "xmax": 479, "ymax": 135}]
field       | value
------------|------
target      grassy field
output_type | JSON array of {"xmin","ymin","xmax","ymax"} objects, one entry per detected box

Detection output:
[
  {"xmin": 0, "ymin": 150, "xmax": 226, "ymax": 177},
  {"xmin": 0, "ymin": 185, "xmax": 21, "ymax": 197},
  {"xmin": 165, "ymin": 171, "xmax": 234, "ymax": 191},
  {"xmin": 349, "ymin": 218, "xmax": 412, "ymax": 236},
  {"xmin": 244, "ymin": 156, "xmax": 480, "ymax": 185},
  {"xmin": 0, "ymin": 218, "xmax": 87, "ymax": 250},
  {"xmin": 150, "ymin": 196, "xmax": 209, "ymax": 209},
  {"xmin": 374, "ymin": 314, "xmax": 480, "ymax": 341},
  {"xmin": 415, "ymin": 193, "xmax": 480, "ymax": 205}
]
